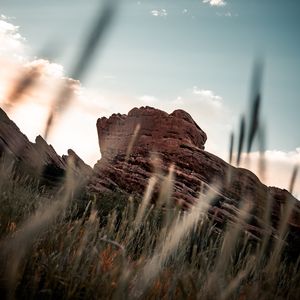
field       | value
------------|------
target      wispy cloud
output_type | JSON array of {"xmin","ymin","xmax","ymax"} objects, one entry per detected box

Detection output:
[
  {"xmin": 150, "ymin": 9, "xmax": 168, "ymax": 17},
  {"xmin": 203, "ymin": 0, "xmax": 227, "ymax": 7},
  {"xmin": 216, "ymin": 12, "xmax": 238, "ymax": 17},
  {"xmin": 172, "ymin": 87, "xmax": 230, "ymax": 156},
  {"xmin": 192, "ymin": 87, "xmax": 223, "ymax": 108},
  {"xmin": 138, "ymin": 95, "xmax": 159, "ymax": 104},
  {"xmin": 134, "ymin": 87, "xmax": 230, "ymax": 158},
  {"xmin": 137, "ymin": 88, "xmax": 225, "ymax": 118},
  {"xmin": 237, "ymin": 150, "xmax": 300, "ymax": 197}
]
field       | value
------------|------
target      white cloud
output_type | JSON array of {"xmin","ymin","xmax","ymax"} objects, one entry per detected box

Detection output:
[
  {"xmin": 151, "ymin": 9, "xmax": 168, "ymax": 17},
  {"xmin": 136, "ymin": 88, "xmax": 225, "ymax": 120},
  {"xmin": 236, "ymin": 150, "xmax": 300, "ymax": 197},
  {"xmin": 135, "ymin": 91, "xmax": 300, "ymax": 199},
  {"xmin": 133, "ymin": 88, "xmax": 231, "ymax": 160},
  {"xmin": 0, "ymin": 17, "xmax": 105, "ymax": 166},
  {"xmin": 264, "ymin": 149, "xmax": 300, "ymax": 165},
  {"xmin": 216, "ymin": 11, "xmax": 231, "ymax": 17},
  {"xmin": 138, "ymin": 95, "xmax": 159, "ymax": 104},
  {"xmin": 203, "ymin": 0, "xmax": 227, "ymax": 7},
  {"xmin": 0, "ymin": 17, "xmax": 26, "ymax": 60},
  {"xmin": 173, "ymin": 87, "xmax": 230, "ymax": 157},
  {"xmin": 1, "ymin": 59, "xmax": 107, "ymax": 166},
  {"xmin": 192, "ymin": 87, "xmax": 223, "ymax": 108}
]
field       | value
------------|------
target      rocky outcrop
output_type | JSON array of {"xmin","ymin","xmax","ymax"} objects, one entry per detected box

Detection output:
[
  {"xmin": 62, "ymin": 149, "xmax": 93, "ymax": 177},
  {"xmin": 97, "ymin": 107, "xmax": 207, "ymax": 159},
  {"xmin": 90, "ymin": 106, "xmax": 300, "ymax": 241},
  {"xmin": 1, "ymin": 105, "xmax": 299, "ymax": 257},
  {"xmin": 0, "ymin": 108, "xmax": 91, "ymax": 183}
]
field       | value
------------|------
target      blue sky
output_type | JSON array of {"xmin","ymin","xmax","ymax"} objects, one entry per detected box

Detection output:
[
  {"xmin": 2, "ymin": 0, "xmax": 299, "ymax": 152},
  {"xmin": 1, "ymin": 0, "xmax": 300, "ymax": 192}
]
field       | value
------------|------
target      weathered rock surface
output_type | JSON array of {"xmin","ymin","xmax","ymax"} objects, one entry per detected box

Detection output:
[
  {"xmin": 90, "ymin": 106, "xmax": 300, "ymax": 243},
  {"xmin": 0, "ymin": 108, "xmax": 91, "ymax": 183},
  {"xmin": 97, "ymin": 107, "xmax": 207, "ymax": 159}
]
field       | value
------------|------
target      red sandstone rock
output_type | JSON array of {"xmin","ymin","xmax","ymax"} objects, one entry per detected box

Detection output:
[
  {"xmin": 1, "ymin": 105, "xmax": 299, "ymax": 256},
  {"xmin": 91, "ymin": 106, "xmax": 300, "ymax": 241},
  {"xmin": 97, "ymin": 107, "xmax": 207, "ymax": 159}
]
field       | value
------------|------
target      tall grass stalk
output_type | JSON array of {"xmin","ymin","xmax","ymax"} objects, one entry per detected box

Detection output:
[
  {"xmin": 131, "ymin": 185, "xmax": 218, "ymax": 298},
  {"xmin": 0, "ymin": 157, "xmax": 78, "ymax": 298}
]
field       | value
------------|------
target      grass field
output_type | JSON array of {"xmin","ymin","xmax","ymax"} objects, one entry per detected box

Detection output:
[{"xmin": 0, "ymin": 155, "xmax": 299, "ymax": 300}]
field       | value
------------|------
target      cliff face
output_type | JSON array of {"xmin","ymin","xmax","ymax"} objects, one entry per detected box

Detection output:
[{"xmin": 91, "ymin": 106, "xmax": 300, "ymax": 240}]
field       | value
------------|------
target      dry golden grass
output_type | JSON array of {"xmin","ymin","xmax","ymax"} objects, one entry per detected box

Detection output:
[{"xmin": 0, "ymin": 156, "xmax": 299, "ymax": 299}]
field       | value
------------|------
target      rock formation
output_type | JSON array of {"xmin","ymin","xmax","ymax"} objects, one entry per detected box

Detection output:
[
  {"xmin": 0, "ymin": 105, "xmax": 299, "ymax": 257},
  {"xmin": 90, "ymin": 106, "xmax": 300, "ymax": 243},
  {"xmin": 0, "ymin": 108, "xmax": 91, "ymax": 183},
  {"xmin": 97, "ymin": 107, "xmax": 207, "ymax": 159}
]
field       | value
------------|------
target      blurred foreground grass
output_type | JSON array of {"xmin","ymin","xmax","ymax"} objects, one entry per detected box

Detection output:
[{"xmin": 0, "ymin": 157, "xmax": 299, "ymax": 300}]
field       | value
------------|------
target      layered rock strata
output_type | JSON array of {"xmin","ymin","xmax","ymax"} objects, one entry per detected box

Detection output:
[{"xmin": 90, "ymin": 106, "xmax": 300, "ymax": 241}]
